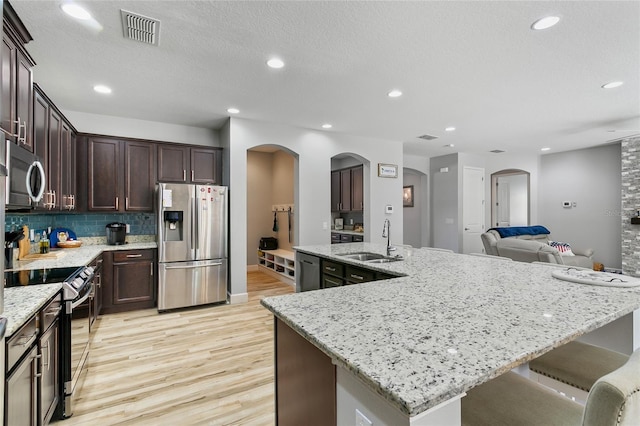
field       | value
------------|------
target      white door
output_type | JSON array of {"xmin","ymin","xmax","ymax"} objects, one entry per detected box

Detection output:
[
  {"xmin": 496, "ymin": 179, "xmax": 511, "ymax": 226},
  {"xmin": 462, "ymin": 167, "xmax": 485, "ymax": 254}
]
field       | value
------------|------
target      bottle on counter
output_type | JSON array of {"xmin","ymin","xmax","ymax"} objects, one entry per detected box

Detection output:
[{"xmin": 40, "ymin": 231, "xmax": 50, "ymax": 254}]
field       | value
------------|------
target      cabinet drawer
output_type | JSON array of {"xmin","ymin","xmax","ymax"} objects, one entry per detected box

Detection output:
[
  {"xmin": 345, "ymin": 265, "xmax": 376, "ymax": 284},
  {"xmin": 323, "ymin": 275, "xmax": 344, "ymax": 288},
  {"xmin": 331, "ymin": 233, "xmax": 342, "ymax": 243},
  {"xmin": 40, "ymin": 293, "xmax": 62, "ymax": 332},
  {"xmin": 113, "ymin": 250, "xmax": 154, "ymax": 262},
  {"xmin": 340, "ymin": 234, "xmax": 352, "ymax": 243},
  {"xmin": 322, "ymin": 260, "xmax": 344, "ymax": 278},
  {"xmin": 352, "ymin": 235, "xmax": 364, "ymax": 242},
  {"xmin": 7, "ymin": 315, "xmax": 38, "ymax": 372}
]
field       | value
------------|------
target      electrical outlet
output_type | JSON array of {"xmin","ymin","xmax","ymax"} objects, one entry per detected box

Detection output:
[
  {"xmin": 125, "ymin": 224, "xmax": 131, "ymax": 234},
  {"xmin": 355, "ymin": 409, "xmax": 373, "ymax": 426}
]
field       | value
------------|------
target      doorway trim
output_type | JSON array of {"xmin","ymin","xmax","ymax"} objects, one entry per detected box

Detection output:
[{"xmin": 490, "ymin": 169, "xmax": 530, "ymax": 227}]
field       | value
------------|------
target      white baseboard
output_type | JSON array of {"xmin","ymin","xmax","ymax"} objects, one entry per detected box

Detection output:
[
  {"xmin": 247, "ymin": 264, "xmax": 259, "ymax": 272},
  {"xmin": 228, "ymin": 292, "xmax": 248, "ymax": 304}
]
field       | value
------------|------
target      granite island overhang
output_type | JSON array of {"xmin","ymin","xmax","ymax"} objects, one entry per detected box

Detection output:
[{"xmin": 261, "ymin": 243, "xmax": 640, "ymax": 425}]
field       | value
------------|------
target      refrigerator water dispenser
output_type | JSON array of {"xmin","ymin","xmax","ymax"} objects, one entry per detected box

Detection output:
[{"xmin": 163, "ymin": 211, "xmax": 184, "ymax": 241}]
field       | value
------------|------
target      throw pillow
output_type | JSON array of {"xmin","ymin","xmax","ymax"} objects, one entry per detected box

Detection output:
[{"xmin": 549, "ymin": 241, "xmax": 575, "ymax": 256}]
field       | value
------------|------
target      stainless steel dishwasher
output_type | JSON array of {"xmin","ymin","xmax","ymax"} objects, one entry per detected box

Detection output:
[{"xmin": 296, "ymin": 252, "xmax": 320, "ymax": 292}]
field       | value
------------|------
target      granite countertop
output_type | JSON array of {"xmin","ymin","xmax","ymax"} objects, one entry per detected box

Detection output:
[
  {"xmin": 9, "ymin": 241, "xmax": 157, "ymax": 271},
  {"xmin": 4, "ymin": 238, "xmax": 157, "ymax": 337},
  {"xmin": 261, "ymin": 242, "xmax": 640, "ymax": 417},
  {"xmin": 4, "ymin": 284, "xmax": 62, "ymax": 336}
]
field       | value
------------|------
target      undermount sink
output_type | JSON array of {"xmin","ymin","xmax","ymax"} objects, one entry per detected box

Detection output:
[
  {"xmin": 337, "ymin": 252, "xmax": 385, "ymax": 261},
  {"xmin": 337, "ymin": 252, "xmax": 403, "ymax": 263},
  {"xmin": 365, "ymin": 257, "xmax": 402, "ymax": 263}
]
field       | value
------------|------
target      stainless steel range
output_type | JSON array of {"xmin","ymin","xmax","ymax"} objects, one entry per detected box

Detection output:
[{"xmin": 4, "ymin": 262, "xmax": 100, "ymax": 419}]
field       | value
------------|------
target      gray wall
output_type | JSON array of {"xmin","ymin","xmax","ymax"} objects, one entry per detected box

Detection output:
[
  {"xmin": 540, "ymin": 143, "xmax": 622, "ymax": 268},
  {"xmin": 621, "ymin": 136, "xmax": 640, "ymax": 276}
]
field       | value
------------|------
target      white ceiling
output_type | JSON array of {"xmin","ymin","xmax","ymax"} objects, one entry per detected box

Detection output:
[{"xmin": 10, "ymin": 1, "xmax": 640, "ymax": 158}]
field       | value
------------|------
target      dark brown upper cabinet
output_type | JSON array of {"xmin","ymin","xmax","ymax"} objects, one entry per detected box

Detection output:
[
  {"xmin": 331, "ymin": 165, "xmax": 363, "ymax": 213},
  {"xmin": 1, "ymin": 3, "xmax": 35, "ymax": 151},
  {"xmin": 158, "ymin": 144, "xmax": 222, "ymax": 184},
  {"xmin": 79, "ymin": 135, "xmax": 157, "ymax": 212}
]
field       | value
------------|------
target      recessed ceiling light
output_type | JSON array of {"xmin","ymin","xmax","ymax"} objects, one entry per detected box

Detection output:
[
  {"xmin": 387, "ymin": 90, "xmax": 402, "ymax": 98},
  {"xmin": 531, "ymin": 16, "xmax": 560, "ymax": 30},
  {"xmin": 602, "ymin": 81, "xmax": 624, "ymax": 89},
  {"xmin": 445, "ymin": 127, "xmax": 456, "ymax": 132},
  {"xmin": 61, "ymin": 3, "xmax": 92, "ymax": 20},
  {"xmin": 443, "ymin": 143, "xmax": 454, "ymax": 148},
  {"xmin": 227, "ymin": 108, "xmax": 240, "ymax": 114},
  {"xmin": 267, "ymin": 58, "xmax": 285, "ymax": 69},
  {"xmin": 93, "ymin": 84, "xmax": 112, "ymax": 94},
  {"xmin": 541, "ymin": 147, "xmax": 551, "ymax": 151},
  {"xmin": 321, "ymin": 123, "xmax": 332, "ymax": 129}
]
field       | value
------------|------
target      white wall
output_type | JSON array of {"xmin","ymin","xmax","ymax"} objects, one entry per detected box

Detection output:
[
  {"xmin": 63, "ymin": 110, "xmax": 221, "ymax": 147},
  {"xmin": 228, "ymin": 118, "xmax": 403, "ymax": 301},
  {"xmin": 430, "ymin": 154, "xmax": 459, "ymax": 251},
  {"xmin": 540, "ymin": 143, "xmax": 621, "ymax": 268}
]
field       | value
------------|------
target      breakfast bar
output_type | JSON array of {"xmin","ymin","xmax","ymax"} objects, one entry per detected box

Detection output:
[{"xmin": 261, "ymin": 243, "xmax": 640, "ymax": 425}]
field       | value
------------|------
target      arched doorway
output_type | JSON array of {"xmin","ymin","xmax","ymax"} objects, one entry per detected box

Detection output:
[
  {"xmin": 330, "ymin": 153, "xmax": 369, "ymax": 243},
  {"xmin": 402, "ymin": 167, "xmax": 428, "ymax": 248},
  {"xmin": 246, "ymin": 145, "xmax": 298, "ymax": 282}
]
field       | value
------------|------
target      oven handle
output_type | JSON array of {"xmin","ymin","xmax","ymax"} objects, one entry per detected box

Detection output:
[{"xmin": 71, "ymin": 285, "xmax": 92, "ymax": 309}]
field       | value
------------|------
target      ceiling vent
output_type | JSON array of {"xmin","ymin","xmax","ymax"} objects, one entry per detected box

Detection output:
[
  {"xmin": 417, "ymin": 134, "xmax": 438, "ymax": 141},
  {"xmin": 121, "ymin": 10, "xmax": 160, "ymax": 46},
  {"xmin": 490, "ymin": 149, "xmax": 506, "ymax": 153}
]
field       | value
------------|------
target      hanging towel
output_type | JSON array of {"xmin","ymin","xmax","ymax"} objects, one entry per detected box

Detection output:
[{"xmin": 273, "ymin": 210, "xmax": 278, "ymax": 232}]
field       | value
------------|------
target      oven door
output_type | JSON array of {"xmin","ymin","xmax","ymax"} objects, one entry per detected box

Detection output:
[{"xmin": 64, "ymin": 281, "xmax": 93, "ymax": 417}]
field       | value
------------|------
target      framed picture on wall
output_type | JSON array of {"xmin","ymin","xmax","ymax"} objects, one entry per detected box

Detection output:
[
  {"xmin": 378, "ymin": 163, "xmax": 398, "ymax": 178},
  {"xmin": 403, "ymin": 185, "xmax": 414, "ymax": 207}
]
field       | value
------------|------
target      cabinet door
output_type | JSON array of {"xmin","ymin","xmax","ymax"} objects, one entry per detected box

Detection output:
[
  {"xmin": 87, "ymin": 137, "xmax": 121, "ymax": 211},
  {"xmin": 48, "ymin": 109, "xmax": 62, "ymax": 209},
  {"xmin": 351, "ymin": 165, "xmax": 363, "ymax": 212},
  {"xmin": 330, "ymin": 171, "xmax": 340, "ymax": 212},
  {"xmin": 33, "ymin": 90, "xmax": 49, "ymax": 210},
  {"xmin": 1, "ymin": 35, "xmax": 16, "ymax": 138},
  {"xmin": 15, "ymin": 48, "xmax": 33, "ymax": 151},
  {"xmin": 60, "ymin": 122, "xmax": 74, "ymax": 210},
  {"xmin": 125, "ymin": 141, "xmax": 156, "ymax": 211},
  {"xmin": 40, "ymin": 320, "xmax": 60, "ymax": 426},
  {"xmin": 108, "ymin": 250, "xmax": 157, "ymax": 312},
  {"xmin": 157, "ymin": 145, "xmax": 188, "ymax": 182},
  {"xmin": 190, "ymin": 147, "xmax": 221, "ymax": 184},
  {"xmin": 6, "ymin": 345, "xmax": 38, "ymax": 426},
  {"xmin": 339, "ymin": 168, "xmax": 351, "ymax": 211}
]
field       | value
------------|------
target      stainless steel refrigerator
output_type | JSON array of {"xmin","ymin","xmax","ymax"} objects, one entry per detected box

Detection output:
[{"xmin": 157, "ymin": 183, "xmax": 228, "ymax": 311}]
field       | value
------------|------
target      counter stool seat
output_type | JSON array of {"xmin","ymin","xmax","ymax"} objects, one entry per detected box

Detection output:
[
  {"xmin": 462, "ymin": 348, "xmax": 640, "ymax": 426},
  {"xmin": 529, "ymin": 341, "xmax": 629, "ymax": 392}
]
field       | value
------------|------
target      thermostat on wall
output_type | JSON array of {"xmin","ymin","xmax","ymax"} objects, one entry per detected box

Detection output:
[{"xmin": 385, "ymin": 205, "xmax": 393, "ymax": 214}]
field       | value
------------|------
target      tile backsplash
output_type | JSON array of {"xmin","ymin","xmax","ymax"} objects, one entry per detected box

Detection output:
[{"xmin": 5, "ymin": 212, "xmax": 156, "ymax": 237}]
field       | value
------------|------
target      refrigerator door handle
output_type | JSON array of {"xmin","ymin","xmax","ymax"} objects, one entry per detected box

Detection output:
[
  {"xmin": 164, "ymin": 262, "xmax": 223, "ymax": 270},
  {"xmin": 194, "ymin": 195, "xmax": 199, "ymax": 254},
  {"xmin": 190, "ymin": 196, "xmax": 196, "ymax": 252}
]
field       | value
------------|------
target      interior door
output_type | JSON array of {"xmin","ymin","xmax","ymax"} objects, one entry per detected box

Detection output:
[
  {"xmin": 462, "ymin": 167, "xmax": 485, "ymax": 254},
  {"xmin": 496, "ymin": 180, "xmax": 511, "ymax": 226}
]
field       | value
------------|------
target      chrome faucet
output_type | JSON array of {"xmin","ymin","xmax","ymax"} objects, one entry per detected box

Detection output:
[{"xmin": 382, "ymin": 219, "xmax": 396, "ymax": 256}]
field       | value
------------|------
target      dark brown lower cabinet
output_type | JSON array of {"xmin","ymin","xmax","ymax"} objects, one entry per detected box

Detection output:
[
  {"xmin": 102, "ymin": 249, "xmax": 157, "ymax": 314},
  {"xmin": 275, "ymin": 318, "xmax": 336, "ymax": 425}
]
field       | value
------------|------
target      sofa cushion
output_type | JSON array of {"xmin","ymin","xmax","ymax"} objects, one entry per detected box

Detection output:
[
  {"xmin": 496, "ymin": 238, "xmax": 563, "ymax": 264},
  {"xmin": 489, "ymin": 225, "xmax": 551, "ymax": 238}
]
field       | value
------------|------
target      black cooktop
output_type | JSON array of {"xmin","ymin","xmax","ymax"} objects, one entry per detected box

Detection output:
[{"xmin": 4, "ymin": 267, "xmax": 79, "ymax": 288}]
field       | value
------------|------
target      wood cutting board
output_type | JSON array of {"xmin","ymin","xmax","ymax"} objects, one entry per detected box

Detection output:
[
  {"xmin": 18, "ymin": 225, "xmax": 31, "ymax": 260},
  {"xmin": 20, "ymin": 251, "xmax": 67, "ymax": 260}
]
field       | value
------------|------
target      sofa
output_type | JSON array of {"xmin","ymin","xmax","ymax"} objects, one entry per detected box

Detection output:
[{"xmin": 481, "ymin": 226, "xmax": 594, "ymax": 268}]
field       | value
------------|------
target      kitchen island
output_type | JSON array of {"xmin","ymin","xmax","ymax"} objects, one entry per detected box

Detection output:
[{"xmin": 261, "ymin": 243, "xmax": 640, "ymax": 425}]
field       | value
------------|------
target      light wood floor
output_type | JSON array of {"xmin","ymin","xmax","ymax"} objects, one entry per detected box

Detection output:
[{"xmin": 53, "ymin": 271, "xmax": 294, "ymax": 426}]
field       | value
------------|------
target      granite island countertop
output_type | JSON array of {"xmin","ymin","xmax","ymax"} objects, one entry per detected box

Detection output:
[{"xmin": 261, "ymin": 243, "xmax": 640, "ymax": 417}]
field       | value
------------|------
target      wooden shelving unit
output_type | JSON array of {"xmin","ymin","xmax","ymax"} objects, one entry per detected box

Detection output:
[{"xmin": 258, "ymin": 248, "xmax": 295, "ymax": 286}]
